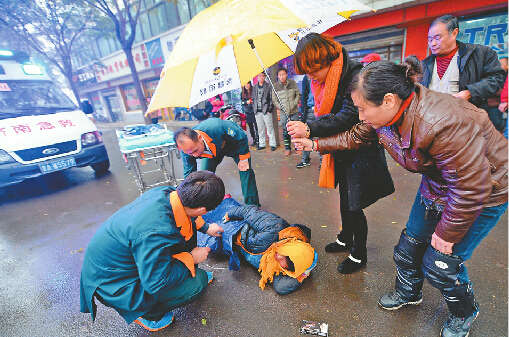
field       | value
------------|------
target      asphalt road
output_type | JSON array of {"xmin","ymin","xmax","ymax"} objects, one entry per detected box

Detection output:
[{"xmin": 0, "ymin": 128, "xmax": 507, "ymax": 337}]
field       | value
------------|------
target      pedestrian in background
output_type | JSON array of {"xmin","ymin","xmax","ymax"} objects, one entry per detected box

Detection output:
[
  {"xmin": 360, "ymin": 52, "xmax": 381, "ymax": 66},
  {"xmin": 499, "ymin": 75, "xmax": 508, "ymax": 138},
  {"xmin": 287, "ymin": 33, "xmax": 394, "ymax": 274},
  {"xmin": 294, "ymin": 58, "xmax": 508, "ymax": 337},
  {"xmin": 422, "ymin": 14, "xmax": 505, "ymax": 130},
  {"xmin": 296, "ymin": 74, "xmax": 315, "ymax": 169},
  {"xmin": 242, "ymin": 81, "xmax": 259, "ymax": 147},
  {"xmin": 273, "ymin": 67, "xmax": 300, "ymax": 156},
  {"xmin": 252, "ymin": 73, "xmax": 277, "ymax": 151},
  {"xmin": 208, "ymin": 94, "xmax": 224, "ymax": 118}
]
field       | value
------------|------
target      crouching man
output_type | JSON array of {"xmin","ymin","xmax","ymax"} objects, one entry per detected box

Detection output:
[
  {"xmin": 225, "ymin": 205, "xmax": 318, "ymax": 295},
  {"xmin": 80, "ymin": 171, "xmax": 225, "ymax": 332}
]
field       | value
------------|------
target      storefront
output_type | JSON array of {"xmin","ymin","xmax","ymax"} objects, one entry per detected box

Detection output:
[{"xmin": 325, "ymin": 0, "xmax": 507, "ymax": 61}]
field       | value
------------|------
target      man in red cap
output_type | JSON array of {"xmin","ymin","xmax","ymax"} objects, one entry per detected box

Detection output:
[{"xmin": 360, "ymin": 53, "xmax": 381, "ymax": 66}]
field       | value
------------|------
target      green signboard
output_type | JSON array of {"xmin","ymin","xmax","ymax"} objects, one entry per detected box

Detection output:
[{"xmin": 458, "ymin": 12, "xmax": 508, "ymax": 58}]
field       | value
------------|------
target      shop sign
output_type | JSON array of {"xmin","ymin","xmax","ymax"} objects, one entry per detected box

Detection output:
[
  {"xmin": 94, "ymin": 44, "xmax": 150, "ymax": 83},
  {"xmin": 145, "ymin": 38, "xmax": 164, "ymax": 68},
  {"xmin": 160, "ymin": 29, "xmax": 183, "ymax": 62},
  {"xmin": 458, "ymin": 13, "xmax": 508, "ymax": 57}
]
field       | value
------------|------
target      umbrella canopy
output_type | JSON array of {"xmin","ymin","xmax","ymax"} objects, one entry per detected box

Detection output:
[{"xmin": 147, "ymin": 0, "xmax": 371, "ymax": 112}]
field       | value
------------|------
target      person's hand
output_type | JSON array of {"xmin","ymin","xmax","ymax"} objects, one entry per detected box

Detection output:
[
  {"xmin": 276, "ymin": 108, "xmax": 281, "ymax": 121},
  {"xmin": 287, "ymin": 121, "xmax": 307, "ymax": 138},
  {"xmin": 431, "ymin": 232, "xmax": 454, "ymax": 255},
  {"xmin": 206, "ymin": 223, "xmax": 224, "ymax": 237},
  {"xmin": 293, "ymin": 138, "xmax": 314, "ymax": 151},
  {"xmin": 499, "ymin": 102, "xmax": 508, "ymax": 113},
  {"xmin": 190, "ymin": 247, "xmax": 211, "ymax": 264},
  {"xmin": 453, "ymin": 90, "xmax": 471, "ymax": 101},
  {"xmin": 237, "ymin": 159, "xmax": 249, "ymax": 171}
]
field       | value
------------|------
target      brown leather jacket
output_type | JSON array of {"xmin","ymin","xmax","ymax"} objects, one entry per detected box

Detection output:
[{"xmin": 317, "ymin": 84, "xmax": 508, "ymax": 243}]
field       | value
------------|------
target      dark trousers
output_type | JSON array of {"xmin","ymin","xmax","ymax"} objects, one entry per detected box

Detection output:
[
  {"xmin": 200, "ymin": 155, "xmax": 260, "ymax": 206},
  {"xmin": 338, "ymin": 193, "xmax": 368, "ymax": 259},
  {"xmin": 143, "ymin": 268, "xmax": 208, "ymax": 321},
  {"xmin": 247, "ymin": 120, "xmax": 258, "ymax": 145}
]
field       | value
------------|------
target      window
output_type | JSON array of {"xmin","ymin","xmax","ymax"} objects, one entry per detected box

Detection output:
[
  {"xmin": 97, "ymin": 37, "xmax": 110, "ymax": 58},
  {"xmin": 176, "ymin": 0, "xmax": 191, "ymax": 24},
  {"xmin": 190, "ymin": 0, "xmax": 211, "ymax": 17},
  {"xmin": 139, "ymin": 12, "xmax": 152, "ymax": 40},
  {"xmin": 148, "ymin": 5, "xmax": 167, "ymax": 36},
  {"xmin": 163, "ymin": 2, "xmax": 180, "ymax": 28}
]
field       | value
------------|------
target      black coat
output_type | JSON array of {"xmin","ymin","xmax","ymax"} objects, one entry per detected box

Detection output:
[
  {"xmin": 228, "ymin": 205, "xmax": 311, "ymax": 254},
  {"xmin": 308, "ymin": 48, "xmax": 395, "ymax": 211},
  {"xmin": 252, "ymin": 81, "xmax": 272, "ymax": 115},
  {"xmin": 421, "ymin": 41, "xmax": 505, "ymax": 110}
]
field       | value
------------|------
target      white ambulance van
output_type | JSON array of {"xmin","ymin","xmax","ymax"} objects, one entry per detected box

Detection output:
[{"xmin": 0, "ymin": 50, "xmax": 110, "ymax": 188}]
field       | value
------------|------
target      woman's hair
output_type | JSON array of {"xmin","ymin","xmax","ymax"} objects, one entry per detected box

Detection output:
[
  {"xmin": 177, "ymin": 170, "xmax": 225, "ymax": 211},
  {"xmin": 294, "ymin": 33, "xmax": 342, "ymax": 74},
  {"xmin": 242, "ymin": 81, "xmax": 252, "ymax": 98},
  {"xmin": 352, "ymin": 56, "xmax": 422, "ymax": 105}
]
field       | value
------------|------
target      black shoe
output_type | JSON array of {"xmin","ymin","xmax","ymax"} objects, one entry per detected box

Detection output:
[
  {"xmin": 270, "ymin": 146, "xmax": 277, "ymax": 151},
  {"xmin": 378, "ymin": 291, "xmax": 423, "ymax": 310},
  {"xmin": 440, "ymin": 303, "xmax": 479, "ymax": 337},
  {"xmin": 257, "ymin": 146, "xmax": 266, "ymax": 150},
  {"xmin": 325, "ymin": 239, "xmax": 350, "ymax": 253},
  {"xmin": 296, "ymin": 161, "xmax": 310, "ymax": 169},
  {"xmin": 337, "ymin": 255, "xmax": 366, "ymax": 274}
]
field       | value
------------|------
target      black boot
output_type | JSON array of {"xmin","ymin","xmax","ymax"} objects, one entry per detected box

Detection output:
[
  {"xmin": 337, "ymin": 253, "xmax": 366, "ymax": 274},
  {"xmin": 325, "ymin": 232, "xmax": 352, "ymax": 253},
  {"xmin": 422, "ymin": 246, "xmax": 479, "ymax": 337},
  {"xmin": 379, "ymin": 230, "xmax": 427, "ymax": 310}
]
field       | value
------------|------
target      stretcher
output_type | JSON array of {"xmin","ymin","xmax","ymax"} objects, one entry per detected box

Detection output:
[{"xmin": 116, "ymin": 124, "xmax": 182, "ymax": 193}]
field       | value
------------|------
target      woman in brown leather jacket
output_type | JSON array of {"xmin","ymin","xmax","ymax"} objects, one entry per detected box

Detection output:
[{"xmin": 293, "ymin": 58, "xmax": 508, "ymax": 337}]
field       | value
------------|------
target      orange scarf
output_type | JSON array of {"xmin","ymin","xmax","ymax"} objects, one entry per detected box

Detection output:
[
  {"xmin": 169, "ymin": 191, "xmax": 206, "ymax": 277},
  {"xmin": 257, "ymin": 227, "xmax": 313, "ymax": 290},
  {"xmin": 385, "ymin": 92, "xmax": 415, "ymax": 134},
  {"xmin": 310, "ymin": 52, "xmax": 344, "ymax": 189}
]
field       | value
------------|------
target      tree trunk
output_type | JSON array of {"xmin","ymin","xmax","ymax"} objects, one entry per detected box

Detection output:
[
  {"xmin": 67, "ymin": 75, "xmax": 81, "ymax": 107},
  {"xmin": 124, "ymin": 47, "xmax": 150, "ymax": 124}
]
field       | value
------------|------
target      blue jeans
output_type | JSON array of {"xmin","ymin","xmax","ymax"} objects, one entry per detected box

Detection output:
[{"xmin": 406, "ymin": 191, "xmax": 507, "ymax": 284}]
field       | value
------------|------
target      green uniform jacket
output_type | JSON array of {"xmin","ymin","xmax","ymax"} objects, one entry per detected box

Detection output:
[
  {"xmin": 79, "ymin": 186, "xmax": 208, "ymax": 323},
  {"xmin": 182, "ymin": 118, "xmax": 250, "ymax": 177}
]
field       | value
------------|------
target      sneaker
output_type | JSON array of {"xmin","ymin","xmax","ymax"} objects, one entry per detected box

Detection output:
[
  {"xmin": 296, "ymin": 161, "xmax": 311, "ymax": 169},
  {"xmin": 134, "ymin": 311, "xmax": 175, "ymax": 332},
  {"xmin": 337, "ymin": 254, "xmax": 366, "ymax": 274},
  {"xmin": 440, "ymin": 305, "xmax": 479, "ymax": 337},
  {"xmin": 257, "ymin": 146, "xmax": 266, "ymax": 151},
  {"xmin": 325, "ymin": 238, "xmax": 350, "ymax": 253},
  {"xmin": 378, "ymin": 291, "xmax": 423, "ymax": 310},
  {"xmin": 206, "ymin": 271, "xmax": 214, "ymax": 284},
  {"xmin": 271, "ymin": 146, "xmax": 277, "ymax": 151}
]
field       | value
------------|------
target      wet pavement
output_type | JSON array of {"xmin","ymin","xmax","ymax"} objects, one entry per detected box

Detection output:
[{"xmin": 0, "ymin": 127, "xmax": 507, "ymax": 337}]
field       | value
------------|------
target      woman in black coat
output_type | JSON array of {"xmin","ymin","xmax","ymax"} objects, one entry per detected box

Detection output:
[
  {"xmin": 287, "ymin": 33, "xmax": 394, "ymax": 274},
  {"xmin": 242, "ymin": 81, "xmax": 258, "ymax": 147}
]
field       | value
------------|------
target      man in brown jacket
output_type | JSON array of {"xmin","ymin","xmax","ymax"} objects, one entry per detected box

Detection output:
[{"xmin": 293, "ymin": 60, "xmax": 507, "ymax": 337}]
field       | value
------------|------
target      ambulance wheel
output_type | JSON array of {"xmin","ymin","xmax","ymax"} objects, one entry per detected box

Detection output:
[{"xmin": 92, "ymin": 160, "xmax": 110, "ymax": 174}]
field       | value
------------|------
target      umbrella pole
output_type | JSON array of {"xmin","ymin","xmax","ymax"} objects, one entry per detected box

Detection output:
[{"xmin": 248, "ymin": 39, "xmax": 289, "ymax": 121}]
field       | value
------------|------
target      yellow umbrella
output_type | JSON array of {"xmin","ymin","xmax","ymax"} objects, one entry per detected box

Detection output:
[{"xmin": 147, "ymin": 0, "xmax": 371, "ymax": 113}]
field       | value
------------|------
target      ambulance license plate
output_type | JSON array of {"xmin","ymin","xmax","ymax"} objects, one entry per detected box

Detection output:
[{"xmin": 39, "ymin": 157, "xmax": 76, "ymax": 174}]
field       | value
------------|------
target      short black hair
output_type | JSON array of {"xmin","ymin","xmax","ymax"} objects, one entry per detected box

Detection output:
[
  {"xmin": 174, "ymin": 127, "xmax": 199, "ymax": 144},
  {"xmin": 277, "ymin": 67, "xmax": 288, "ymax": 74},
  {"xmin": 177, "ymin": 171, "xmax": 225, "ymax": 211},
  {"xmin": 431, "ymin": 15, "xmax": 459, "ymax": 33}
]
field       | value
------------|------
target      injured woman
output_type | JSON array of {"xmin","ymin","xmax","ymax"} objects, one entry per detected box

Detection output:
[{"xmin": 200, "ymin": 196, "xmax": 318, "ymax": 295}]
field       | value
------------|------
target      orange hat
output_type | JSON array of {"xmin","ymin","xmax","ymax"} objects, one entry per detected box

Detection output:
[{"xmin": 361, "ymin": 53, "xmax": 381, "ymax": 64}]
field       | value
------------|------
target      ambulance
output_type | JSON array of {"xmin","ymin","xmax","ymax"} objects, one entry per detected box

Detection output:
[{"xmin": 0, "ymin": 50, "xmax": 110, "ymax": 188}]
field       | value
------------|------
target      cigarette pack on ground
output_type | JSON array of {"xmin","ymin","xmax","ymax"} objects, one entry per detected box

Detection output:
[{"xmin": 300, "ymin": 320, "xmax": 329, "ymax": 336}]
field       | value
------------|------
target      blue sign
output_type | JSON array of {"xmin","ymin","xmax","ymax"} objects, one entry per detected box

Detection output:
[
  {"xmin": 458, "ymin": 12, "xmax": 508, "ymax": 58},
  {"xmin": 145, "ymin": 38, "xmax": 164, "ymax": 68}
]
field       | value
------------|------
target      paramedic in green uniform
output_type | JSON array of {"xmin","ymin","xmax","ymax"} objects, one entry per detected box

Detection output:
[
  {"xmin": 175, "ymin": 117, "xmax": 260, "ymax": 206},
  {"xmin": 80, "ymin": 171, "xmax": 225, "ymax": 332}
]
